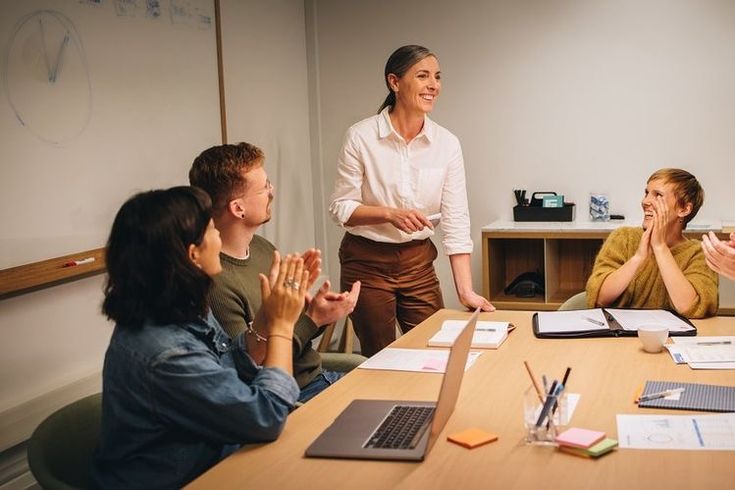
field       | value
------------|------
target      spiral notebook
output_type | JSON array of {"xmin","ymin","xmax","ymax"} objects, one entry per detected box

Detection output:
[{"xmin": 638, "ymin": 380, "xmax": 735, "ymax": 413}]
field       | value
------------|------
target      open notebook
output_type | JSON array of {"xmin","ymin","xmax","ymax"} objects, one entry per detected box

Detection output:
[{"xmin": 533, "ymin": 308, "xmax": 696, "ymax": 338}]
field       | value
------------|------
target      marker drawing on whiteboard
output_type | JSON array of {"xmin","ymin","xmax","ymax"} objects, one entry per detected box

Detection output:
[{"xmin": 64, "ymin": 257, "xmax": 95, "ymax": 267}]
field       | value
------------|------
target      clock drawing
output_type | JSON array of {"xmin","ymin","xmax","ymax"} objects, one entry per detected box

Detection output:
[{"xmin": 2, "ymin": 10, "xmax": 92, "ymax": 146}]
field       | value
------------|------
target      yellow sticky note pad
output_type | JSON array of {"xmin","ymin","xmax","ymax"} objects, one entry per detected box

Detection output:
[{"xmin": 447, "ymin": 428, "xmax": 498, "ymax": 449}]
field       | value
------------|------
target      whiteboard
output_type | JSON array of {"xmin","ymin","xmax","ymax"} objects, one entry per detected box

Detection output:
[{"xmin": 0, "ymin": 0, "xmax": 221, "ymax": 269}]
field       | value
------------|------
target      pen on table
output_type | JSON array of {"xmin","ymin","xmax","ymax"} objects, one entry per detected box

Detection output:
[
  {"xmin": 695, "ymin": 341, "xmax": 732, "ymax": 346},
  {"xmin": 583, "ymin": 316, "xmax": 605, "ymax": 326},
  {"xmin": 638, "ymin": 387, "xmax": 685, "ymax": 403},
  {"xmin": 63, "ymin": 257, "xmax": 96, "ymax": 267}
]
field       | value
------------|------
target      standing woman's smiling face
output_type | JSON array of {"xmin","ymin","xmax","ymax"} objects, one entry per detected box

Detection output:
[{"xmin": 389, "ymin": 55, "xmax": 441, "ymax": 116}]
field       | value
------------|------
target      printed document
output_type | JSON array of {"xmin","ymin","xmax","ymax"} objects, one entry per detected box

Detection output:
[
  {"xmin": 667, "ymin": 336, "xmax": 735, "ymax": 369},
  {"xmin": 617, "ymin": 413, "xmax": 735, "ymax": 450}
]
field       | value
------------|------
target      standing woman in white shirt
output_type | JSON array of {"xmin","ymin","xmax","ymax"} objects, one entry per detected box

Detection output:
[{"xmin": 329, "ymin": 45, "xmax": 494, "ymax": 357}]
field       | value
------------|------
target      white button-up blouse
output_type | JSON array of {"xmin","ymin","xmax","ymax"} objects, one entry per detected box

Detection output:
[{"xmin": 329, "ymin": 108, "xmax": 473, "ymax": 255}]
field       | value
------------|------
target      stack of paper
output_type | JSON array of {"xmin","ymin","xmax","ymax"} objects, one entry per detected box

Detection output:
[
  {"xmin": 428, "ymin": 320, "xmax": 509, "ymax": 348},
  {"xmin": 555, "ymin": 427, "xmax": 617, "ymax": 458},
  {"xmin": 665, "ymin": 336, "xmax": 735, "ymax": 369}
]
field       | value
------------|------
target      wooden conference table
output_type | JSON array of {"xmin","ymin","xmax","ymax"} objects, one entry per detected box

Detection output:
[{"xmin": 190, "ymin": 309, "xmax": 735, "ymax": 489}]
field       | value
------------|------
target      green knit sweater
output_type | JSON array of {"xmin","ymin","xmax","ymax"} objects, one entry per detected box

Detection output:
[
  {"xmin": 208, "ymin": 235, "xmax": 323, "ymax": 388},
  {"xmin": 586, "ymin": 227, "xmax": 718, "ymax": 318}
]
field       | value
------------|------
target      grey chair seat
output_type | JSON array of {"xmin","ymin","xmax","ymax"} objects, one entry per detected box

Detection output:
[{"xmin": 27, "ymin": 392, "xmax": 102, "ymax": 490}]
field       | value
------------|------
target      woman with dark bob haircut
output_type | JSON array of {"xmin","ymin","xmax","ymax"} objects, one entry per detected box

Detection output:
[{"xmin": 92, "ymin": 186, "xmax": 307, "ymax": 489}]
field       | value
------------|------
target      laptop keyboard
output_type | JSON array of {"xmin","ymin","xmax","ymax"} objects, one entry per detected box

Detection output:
[{"xmin": 364, "ymin": 405, "xmax": 435, "ymax": 450}]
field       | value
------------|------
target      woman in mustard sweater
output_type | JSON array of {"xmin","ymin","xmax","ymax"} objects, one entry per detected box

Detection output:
[{"xmin": 586, "ymin": 168, "xmax": 718, "ymax": 318}]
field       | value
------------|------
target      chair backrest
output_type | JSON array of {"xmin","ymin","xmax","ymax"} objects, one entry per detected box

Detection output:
[
  {"xmin": 27, "ymin": 392, "xmax": 102, "ymax": 490},
  {"xmin": 317, "ymin": 317, "xmax": 356, "ymax": 354},
  {"xmin": 558, "ymin": 292, "xmax": 588, "ymax": 311}
]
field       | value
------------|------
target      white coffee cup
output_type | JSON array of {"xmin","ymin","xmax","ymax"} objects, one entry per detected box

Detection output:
[{"xmin": 637, "ymin": 325, "xmax": 669, "ymax": 353}]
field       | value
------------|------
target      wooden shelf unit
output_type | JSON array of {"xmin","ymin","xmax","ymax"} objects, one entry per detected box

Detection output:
[
  {"xmin": 482, "ymin": 229, "xmax": 607, "ymax": 311},
  {"xmin": 481, "ymin": 222, "xmax": 733, "ymax": 313}
]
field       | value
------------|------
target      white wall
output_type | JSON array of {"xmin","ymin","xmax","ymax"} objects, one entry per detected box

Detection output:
[
  {"xmin": 308, "ymin": 0, "xmax": 735, "ymax": 308},
  {"xmin": 220, "ymin": 0, "xmax": 315, "ymax": 255}
]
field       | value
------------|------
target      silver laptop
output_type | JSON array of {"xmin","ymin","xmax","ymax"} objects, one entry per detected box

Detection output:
[{"xmin": 304, "ymin": 308, "xmax": 480, "ymax": 461}]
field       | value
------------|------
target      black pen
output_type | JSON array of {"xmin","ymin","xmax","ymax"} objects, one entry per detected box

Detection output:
[
  {"xmin": 547, "ymin": 367, "xmax": 571, "ymax": 429},
  {"xmin": 695, "ymin": 341, "xmax": 732, "ymax": 346},
  {"xmin": 561, "ymin": 367, "xmax": 571, "ymax": 387}
]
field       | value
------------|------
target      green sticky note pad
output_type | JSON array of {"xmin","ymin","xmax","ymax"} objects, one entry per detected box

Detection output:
[{"xmin": 586, "ymin": 438, "xmax": 618, "ymax": 457}]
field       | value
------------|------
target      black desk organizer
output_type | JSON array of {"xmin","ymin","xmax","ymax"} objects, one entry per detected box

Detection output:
[{"xmin": 513, "ymin": 203, "xmax": 575, "ymax": 222}]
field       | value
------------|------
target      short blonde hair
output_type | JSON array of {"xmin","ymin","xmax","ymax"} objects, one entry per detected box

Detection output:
[{"xmin": 647, "ymin": 168, "xmax": 704, "ymax": 225}]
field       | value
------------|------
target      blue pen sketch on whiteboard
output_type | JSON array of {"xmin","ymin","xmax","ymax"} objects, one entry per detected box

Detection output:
[
  {"xmin": 170, "ymin": 0, "xmax": 193, "ymax": 26},
  {"xmin": 170, "ymin": 0, "xmax": 212, "ymax": 29},
  {"xmin": 114, "ymin": 0, "xmax": 140, "ymax": 17},
  {"xmin": 2, "ymin": 10, "xmax": 92, "ymax": 146},
  {"xmin": 196, "ymin": 11, "xmax": 212, "ymax": 30},
  {"xmin": 146, "ymin": 0, "xmax": 162, "ymax": 19}
]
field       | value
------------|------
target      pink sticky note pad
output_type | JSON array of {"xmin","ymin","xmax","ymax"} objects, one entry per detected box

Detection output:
[
  {"xmin": 555, "ymin": 428, "xmax": 606, "ymax": 449},
  {"xmin": 422, "ymin": 358, "xmax": 447, "ymax": 371}
]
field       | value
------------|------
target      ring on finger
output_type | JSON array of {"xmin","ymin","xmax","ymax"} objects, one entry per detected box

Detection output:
[{"xmin": 290, "ymin": 281, "xmax": 300, "ymax": 290}]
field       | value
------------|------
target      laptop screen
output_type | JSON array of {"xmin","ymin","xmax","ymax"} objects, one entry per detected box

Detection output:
[{"xmin": 426, "ymin": 308, "xmax": 480, "ymax": 451}]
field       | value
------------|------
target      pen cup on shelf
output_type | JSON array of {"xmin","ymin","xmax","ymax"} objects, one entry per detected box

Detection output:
[{"xmin": 523, "ymin": 385, "xmax": 567, "ymax": 445}]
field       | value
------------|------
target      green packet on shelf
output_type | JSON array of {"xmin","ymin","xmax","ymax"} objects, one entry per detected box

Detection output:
[{"xmin": 558, "ymin": 438, "xmax": 618, "ymax": 458}]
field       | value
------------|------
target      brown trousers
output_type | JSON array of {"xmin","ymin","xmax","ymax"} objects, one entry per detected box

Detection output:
[{"xmin": 339, "ymin": 233, "xmax": 444, "ymax": 357}]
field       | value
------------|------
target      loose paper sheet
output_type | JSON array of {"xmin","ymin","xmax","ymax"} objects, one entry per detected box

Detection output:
[{"xmin": 358, "ymin": 348, "xmax": 482, "ymax": 373}]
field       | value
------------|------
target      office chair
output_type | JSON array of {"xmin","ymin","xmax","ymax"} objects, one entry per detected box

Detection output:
[
  {"xmin": 558, "ymin": 292, "xmax": 588, "ymax": 311},
  {"xmin": 27, "ymin": 392, "xmax": 101, "ymax": 490},
  {"xmin": 318, "ymin": 317, "xmax": 366, "ymax": 372}
]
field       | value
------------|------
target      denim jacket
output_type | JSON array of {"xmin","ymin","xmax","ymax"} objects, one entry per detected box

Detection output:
[{"xmin": 91, "ymin": 311, "xmax": 299, "ymax": 489}]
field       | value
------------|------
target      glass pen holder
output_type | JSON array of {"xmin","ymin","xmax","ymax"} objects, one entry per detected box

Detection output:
[{"xmin": 523, "ymin": 385, "xmax": 568, "ymax": 445}]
